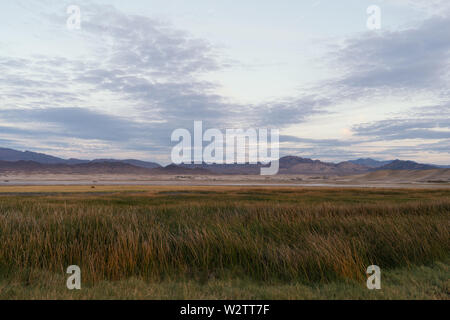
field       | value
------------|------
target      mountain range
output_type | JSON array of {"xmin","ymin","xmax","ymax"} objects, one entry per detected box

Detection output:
[
  {"xmin": 348, "ymin": 158, "xmax": 393, "ymax": 168},
  {"xmin": 0, "ymin": 147, "xmax": 446, "ymax": 175},
  {"xmin": 0, "ymin": 148, "xmax": 161, "ymax": 168}
]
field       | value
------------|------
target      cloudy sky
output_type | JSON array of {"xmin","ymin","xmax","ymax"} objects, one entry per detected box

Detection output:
[{"xmin": 0, "ymin": 0, "xmax": 449, "ymax": 164}]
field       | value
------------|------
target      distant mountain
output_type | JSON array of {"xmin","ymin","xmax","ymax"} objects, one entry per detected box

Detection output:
[
  {"xmin": 179, "ymin": 162, "xmax": 262, "ymax": 175},
  {"xmin": 0, "ymin": 148, "xmax": 160, "ymax": 169},
  {"xmin": 0, "ymin": 160, "xmax": 154, "ymax": 174},
  {"xmin": 349, "ymin": 158, "xmax": 393, "ymax": 168},
  {"xmin": 335, "ymin": 161, "xmax": 372, "ymax": 174},
  {"xmin": 278, "ymin": 156, "xmax": 317, "ymax": 168},
  {"xmin": 0, "ymin": 147, "xmax": 67, "ymax": 164},
  {"xmin": 0, "ymin": 147, "xmax": 447, "ymax": 175},
  {"xmin": 91, "ymin": 159, "xmax": 161, "ymax": 169},
  {"xmin": 177, "ymin": 156, "xmax": 369, "ymax": 175},
  {"xmin": 0, "ymin": 161, "xmax": 196, "ymax": 175},
  {"xmin": 430, "ymin": 164, "xmax": 450, "ymax": 169},
  {"xmin": 278, "ymin": 157, "xmax": 369, "ymax": 175},
  {"xmin": 376, "ymin": 160, "xmax": 437, "ymax": 171}
]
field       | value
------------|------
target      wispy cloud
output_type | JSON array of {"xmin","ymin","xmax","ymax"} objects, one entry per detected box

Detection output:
[
  {"xmin": 0, "ymin": 2, "xmax": 322, "ymax": 161},
  {"xmin": 322, "ymin": 15, "xmax": 450, "ymax": 103},
  {"xmin": 0, "ymin": 1, "xmax": 449, "ymax": 163}
]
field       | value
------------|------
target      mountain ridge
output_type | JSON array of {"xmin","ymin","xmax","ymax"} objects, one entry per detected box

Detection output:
[
  {"xmin": 376, "ymin": 159, "xmax": 437, "ymax": 171},
  {"xmin": 0, "ymin": 148, "xmax": 446, "ymax": 175},
  {"xmin": 349, "ymin": 158, "xmax": 393, "ymax": 168},
  {"xmin": 0, "ymin": 148, "xmax": 161, "ymax": 169}
]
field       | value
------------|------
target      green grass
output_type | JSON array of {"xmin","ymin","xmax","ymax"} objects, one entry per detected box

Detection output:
[
  {"xmin": 1, "ymin": 260, "xmax": 448, "ymax": 299},
  {"xmin": 0, "ymin": 186, "xmax": 449, "ymax": 299}
]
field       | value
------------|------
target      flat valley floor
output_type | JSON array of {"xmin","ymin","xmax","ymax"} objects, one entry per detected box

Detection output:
[
  {"xmin": 0, "ymin": 185, "xmax": 448, "ymax": 299},
  {"xmin": 1, "ymin": 170, "xmax": 450, "ymax": 189}
]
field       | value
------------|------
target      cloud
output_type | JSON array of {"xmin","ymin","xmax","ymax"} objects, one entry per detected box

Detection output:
[
  {"xmin": 0, "ymin": 2, "xmax": 322, "ymax": 160},
  {"xmin": 69, "ymin": 4, "xmax": 322, "ymax": 128},
  {"xmin": 388, "ymin": 0, "xmax": 450, "ymax": 16},
  {"xmin": 0, "ymin": 106, "xmax": 178, "ymax": 160},
  {"xmin": 1, "ymin": 107, "xmax": 143, "ymax": 141},
  {"xmin": 86, "ymin": 5, "xmax": 221, "ymax": 77},
  {"xmin": 280, "ymin": 135, "xmax": 353, "ymax": 147},
  {"xmin": 329, "ymin": 15, "xmax": 450, "ymax": 97},
  {"xmin": 353, "ymin": 104, "xmax": 450, "ymax": 140},
  {"xmin": 1, "ymin": 1, "xmax": 449, "ymax": 163}
]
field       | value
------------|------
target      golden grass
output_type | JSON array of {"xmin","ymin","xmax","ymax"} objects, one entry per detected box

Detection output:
[{"xmin": 0, "ymin": 187, "xmax": 448, "ymax": 299}]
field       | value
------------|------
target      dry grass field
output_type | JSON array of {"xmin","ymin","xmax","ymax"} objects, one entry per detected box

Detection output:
[{"xmin": 0, "ymin": 186, "xmax": 448, "ymax": 299}]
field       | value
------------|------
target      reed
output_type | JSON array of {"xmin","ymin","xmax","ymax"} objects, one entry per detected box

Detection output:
[{"xmin": 0, "ymin": 187, "xmax": 448, "ymax": 287}]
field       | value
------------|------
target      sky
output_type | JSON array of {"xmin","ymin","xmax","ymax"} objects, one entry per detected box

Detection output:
[{"xmin": 0, "ymin": 0, "xmax": 449, "ymax": 164}]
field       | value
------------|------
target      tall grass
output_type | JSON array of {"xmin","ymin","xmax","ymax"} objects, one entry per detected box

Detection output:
[{"xmin": 0, "ymin": 188, "xmax": 448, "ymax": 285}]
